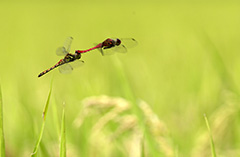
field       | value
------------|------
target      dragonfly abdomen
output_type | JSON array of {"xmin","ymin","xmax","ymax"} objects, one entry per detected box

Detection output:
[{"xmin": 38, "ymin": 61, "xmax": 62, "ymax": 77}]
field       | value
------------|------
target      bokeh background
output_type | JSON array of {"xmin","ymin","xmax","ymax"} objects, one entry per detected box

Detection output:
[{"xmin": 1, "ymin": 0, "xmax": 240, "ymax": 156}]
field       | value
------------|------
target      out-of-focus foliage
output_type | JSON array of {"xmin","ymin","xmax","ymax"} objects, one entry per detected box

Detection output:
[{"xmin": 0, "ymin": 1, "xmax": 240, "ymax": 156}]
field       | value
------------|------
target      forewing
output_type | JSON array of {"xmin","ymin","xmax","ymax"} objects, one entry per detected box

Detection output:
[
  {"xmin": 56, "ymin": 46, "xmax": 68, "ymax": 56},
  {"xmin": 64, "ymin": 36, "xmax": 73, "ymax": 53}
]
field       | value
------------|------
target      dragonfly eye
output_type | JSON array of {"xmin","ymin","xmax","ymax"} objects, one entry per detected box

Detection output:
[
  {"xmin": 116, "ymin": 39, "xmax": 121, "ymax": 46},
  {"xmin": 75, "ymin": 53, "xmax": 81, "ymax": 59}
]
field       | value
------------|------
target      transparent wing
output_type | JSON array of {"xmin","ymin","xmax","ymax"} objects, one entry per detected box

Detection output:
[
  {"xmin": 101, "ymin": 47, "xmax": 114, "ymax": 55},
  {"xmin": 58, "ymin": 60, "xmax": 84, "ymax": 74},
  {"xmin": 56, "ymin": 37, "xmax": 73, "ymax": 56},
  {"xmin": 101, "ymin": 45, "xmax": 127, "ymax": 55},
  {"xmin": 120, "ymin": 38, "xmax": 138, "ymax": 48},
  {"xmin": 97, "ymin": 48, "xmax": 105, "ymax": 56},
  {"xmin": 64, "ymin": 36, "xmax": 73, "ymax": 52},
  {"xmin": 69, "ymin": 60, "xmax": 84, "ymax": 69},
  {"xmin": 112, "ymin": 45, "xmax": 127, "ymax": 53},
  {"xmin": 56, "ymin": 46, "xmax": 68, "ymax": 56},
  {"xmin": 58, "ymin": 64, "xmax": 73, "ymax": 74}
]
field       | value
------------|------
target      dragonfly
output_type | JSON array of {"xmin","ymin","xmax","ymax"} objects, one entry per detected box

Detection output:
[
  {"xmin": 75, "ymin": 38, "xmax": 138, "ymax": 56},
  {"xmin": 38, "ymin": 37, "xmax": 84, "ymax": 77}
]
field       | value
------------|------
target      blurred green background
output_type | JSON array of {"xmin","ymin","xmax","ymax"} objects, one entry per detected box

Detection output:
[{"xmin": 1, "ymin": 0, "xmax": 240, "ymax": 156}]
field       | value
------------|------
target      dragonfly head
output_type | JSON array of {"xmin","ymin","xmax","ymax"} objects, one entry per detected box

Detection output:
[
  {"xmin": 116, "ymin": 38, "xmax": 121, "ymax": 46},
  {"xmin": 74, "ymin": 52, "xmax": 81, "ymax": 59}
]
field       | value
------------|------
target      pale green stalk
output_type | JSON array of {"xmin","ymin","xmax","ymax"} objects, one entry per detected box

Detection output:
[
  {"xmin": 0, "ymin": 85, "xmax": 5, "ymax": 157},
  {"xmin": 204, "ymin": 114, "xmax": 217, "ymax": 157},
  {"xmin": 31, "ymin": 84, "xmax": 52, "ymax": 156},
  {"xmin": 60, "ymin": 105, "xmax": 66, "ymax": 157}
]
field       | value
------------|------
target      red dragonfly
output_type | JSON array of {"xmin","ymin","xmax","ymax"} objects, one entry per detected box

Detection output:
[
  {"xmin": 38, "ymin": 37, "xmax": 84, "ymax": 77},
  {"xmin": 75, "ymin": 38, "xmax": 138, "ymax": 55}
]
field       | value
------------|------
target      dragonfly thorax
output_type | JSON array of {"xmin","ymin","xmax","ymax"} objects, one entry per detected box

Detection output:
[
  {"xmin": 108, "ymin": 38, "xmax": 121, "ymax": 46},
  {"xmin": 74, "ymin": 53, "xmax": 81, "ymax": 59},
  {"xmin": 63, "ymin": 53, "xmax": 81, "ymax": 63},
  {"xmin": 102, "ymin": 38, "xmax": 121, "ymax": 49}
]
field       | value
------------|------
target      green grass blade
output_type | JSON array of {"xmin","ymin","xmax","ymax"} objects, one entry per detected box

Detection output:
[
  {"xmin": 31, "ymin": 84, "xmax": 52, "ymax": 156},
  {"xmin": 42, "ymin": 84, "xmax": 53, "ymax": 121},
  {"xmin": 60, "ymin": 104, "xmax": 66, "ymax": 157},
  {"xmin": 204, "ymin": 114, "xmax": 217, "ymax": 157},
  {"xmin": 31, "ymin": 122, "xmax": 46, "ymax": 156},
  {"xmin": 0, "ymin": 85, "xmax": 6, "ymax": 157}
]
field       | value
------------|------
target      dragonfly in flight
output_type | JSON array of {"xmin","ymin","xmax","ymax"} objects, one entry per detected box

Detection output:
[
  {"xmin": 38, "ymin": 37, "xmax": 84, "ymax": 77},
  {"xmin": 75, "ymin": 38, "xmax": 138, "ymax": 55}
]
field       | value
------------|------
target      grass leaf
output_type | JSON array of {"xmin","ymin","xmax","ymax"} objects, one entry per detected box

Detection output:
[
  {"xmin": 204, "ymin": 114, "xmax": 217, "ymax": 157},
  {"xmin": 0, "ymin": 85, "xmax": 5, "ymax": 157},
  {"xmin": 60, "ymin": 104, "xmax": 66, "ymax": 157},
  {"xmin": 31, "ymin": 83, "xmax": 52, "ymax": 156}
]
